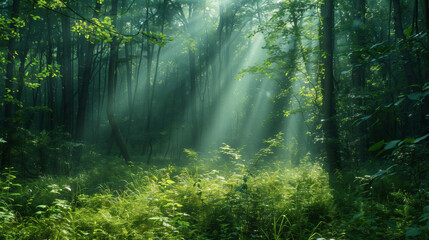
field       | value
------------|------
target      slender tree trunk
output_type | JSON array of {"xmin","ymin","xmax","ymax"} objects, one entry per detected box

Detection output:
[
  {"xmin": 189, "ymin": 48, "xmax": 199, "ymax": 147},
  {"xmin": 73, "ymin": 1, "xmax": 102, "ymax": 164},
  {"xmin": 1, "ymin": 0, "xmax": 20, "ymax": 169},
  {"xmin": 393, "ymin": 0, "xmax": 418, "ymax": 86},
  {"xmin": 218, "ymin": 0, "xmax": 224, "ymax": 94},
  {"xmin": 142, "ymin": 0, "xmax": 154, "ymax": 155},
  {"xmin": 320, "ymin": 0, "xmax": 341, "ymax": 185},
  {"xmin": 107, "ymin": 0, "xmax": 132, "ymax": 165},
  {"xmin": 351, "ymin": 0, "xmax": 367, "ymax": 163},
  {"xmin": 95, "ymin": 44, "xmax": 105, "ymax": 142},
  {"xmin": 125, "ymin": 43, "xmax": 133, "ymax": 115},
  {"xmin": 75, "ymin": 1, "xmax": 101, "ymax": 141},
  {"xmin": 393, "ymin": 0, "xmax": 419, "ymax": 137},
  {"xmin": 423, "ymin": 0, "xmax": 429, "ymax": 83},
  {"xmin": 46, "ymin": 10, "xmax": 55, "ymax": 130},
  {"xmin": 421, "ymin": 0, "xmax": 429, "ymax": 130},
  {"xmin": 351, "ymin": 0, "xmax": 366, "ymax": 90},
  {"xmin": 38, "ymin": 51, "xmax": 45, "ymax": 131},
  {"xmin": 17, "ymin": 21, "xmax": 31, "ymax": 104},
  {"xmin": 61, "ymin": 15, "xmax": 73, "ymax": 134},
  {"xmin": 120, "ymin": 0, "xmax": 133, "ymax": 121},
  {"xmin": 144, "ymin": 0, "xmax": 169, "ymax": 162},
  {"xmin": 127, "ymin": 39, "xmax": 145, "ymax": 141}
]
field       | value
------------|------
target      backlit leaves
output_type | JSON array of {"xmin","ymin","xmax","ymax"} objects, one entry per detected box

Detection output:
[
  {"xmin": 0, "ymin": 16, "xmax": 25, "ymax": 40},
  {"xmin": 72, "ymin": 17, "xmax": 117, "ymax": 43}
]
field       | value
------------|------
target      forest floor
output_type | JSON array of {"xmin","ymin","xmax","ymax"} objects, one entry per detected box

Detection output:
[{"xmin": 1, "ymin": 149, "xmax": 428, "ymax": 239}]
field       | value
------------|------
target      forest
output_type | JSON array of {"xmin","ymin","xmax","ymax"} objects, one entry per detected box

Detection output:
[{"xmin": 0, "ymin": 0, "xmax": 428, "ymax": 239}]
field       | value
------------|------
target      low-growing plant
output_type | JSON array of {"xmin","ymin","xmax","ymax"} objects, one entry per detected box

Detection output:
[
  {"xmin": 5, "ymin": 139, "xmax": 427, "ymax": 240},
  {"xmin": 0, "ymin": 168, "xmax": 21, "ymax": 239}
]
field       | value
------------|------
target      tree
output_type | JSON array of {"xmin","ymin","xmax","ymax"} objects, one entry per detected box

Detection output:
[
  {"xmin": 107, "ymin": 0, "xmax": 132, "ymax": 165},
  {"xmin": 424, "ymin": 0, "xmax": 429, "ymax": 84},
  {"xmin": 175, "ymin": 2, "xmax": 200, "ymax": 147},
  {"xmin": 74, "ymin": 1, "xmax": 102, "ymax": 163},
  {"xmin": 1, "ymin": 0, "xmax": 20, "ymax": 169},
  {"xmin": 61, "ymin": 13, "xmax": 73, "ymax": 134},
  {"xmin": 351, "ymin": 0, "xmax": 367, "ymax": 162},
  {"xmin": 45, "ymin": 9, "xmax": 55, "ymax": 130},
  {"xmin": 320, "ymin": 0, "xmax": 341, "ymax": 185}
]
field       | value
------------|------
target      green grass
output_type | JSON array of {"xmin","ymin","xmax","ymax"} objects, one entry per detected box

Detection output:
[{"xmin": 1, "ymin": 151, "xmax": 428, "ymax": 239}]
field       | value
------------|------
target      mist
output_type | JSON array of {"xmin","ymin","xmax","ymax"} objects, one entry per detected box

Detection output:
[{"xmin": 1, "ymin": 0, "xmax": 428, "ymax": 239}]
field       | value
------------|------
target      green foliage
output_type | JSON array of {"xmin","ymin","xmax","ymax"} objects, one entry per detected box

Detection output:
[
  {"xmin": 0, "ymin": 152, "xmax": 341, "ymax": 240},
  {"xmin": 71, "ymin": 15, "xmax": 170, "ymax": 45},
  {"xmin": 354, "ymin": 83, "xmax": 429, "ymax": 128},
  {"xmin": 2, "ymin": 145, "xmax": 428, "ymax": 240},
  {"xmin": 0, "ymin": 125, "xmax": 74, "ymax": 176},
  {"xmin": 369, "ymin": 133, "xmax": 429, "ymax": 157},
  {"xmin": 0, "ymin": 15, "xmax": 25, "ymax": 40},
  {"xmin": 35, "ymin": 0, "xmax": 66, "ymax": 9},
  {"xmin": 351, "ymin": 141, "xmax": 429, "ymax": 239},
  {"xmin": 0, "ymin": 168, "xmax": 21, "ymax": 238},
  {"xmin": 184, "ymin": 148, "xmax": 198, "ymax": 163},
  {"xmin": 1, "ymin": 59, "xmax": 56, "ymax": 109},
  {"xmin": 72, "ymin": 17, "xmax": 119, "ymax": 44},
  {"xmin": 254, "ymin": 132, "xmax": 285, "ymax": 163}
]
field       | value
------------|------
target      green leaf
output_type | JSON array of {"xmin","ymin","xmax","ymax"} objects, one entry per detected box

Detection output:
[
  {"xmin": 414, "ymin": 133, "xmax": 429, "ymax": 143},
  {"xmin": 403, "ymin": 25, "xmax": 412, "ymax": 37},
  {"xmin": 384, "ymin": 140, "xmax": 400, "ymax": 150},
  {"xmin": 354, "ymin": 114, "xmax": 372, "ymax": 126},
  {"xmin": 399, "ymin": 138, "xmax": 415, "ymax": 146},
  {"xmin": 408, "ymin": 92, "xmax": 422, "ymax": 101},
  {"xmin": 0, "ymin": 138, "xmax": 6, "ymax": 143},
  {"xmin": 352, "ymin": 211, "xmax": 364, "ymax": 220},
  {"xmin": 341, "ymin": 69, "xmax": 351, "ymax": 75},
  {"xmin": 405, "ymin": 227, "xmax": 421, "ymax": 237},
  {"xmin": 369, "ymin": 140, "xmax": 385, "ymax": 151},
  {"xmin": 394, "ymin": 98, "xmax": 405, "ymax": 106},
  {"xmin": 361, "ymin": 115, "xmax": 372, "ymax": 121}
]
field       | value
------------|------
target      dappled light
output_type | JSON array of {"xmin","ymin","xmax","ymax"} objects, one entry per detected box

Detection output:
[{"xmin": 1, "ymin": 0, "xmax": 429, "ymax": 239}]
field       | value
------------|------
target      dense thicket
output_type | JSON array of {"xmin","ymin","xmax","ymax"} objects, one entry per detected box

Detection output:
[{"xmin": 1, "ymin": 0, "xmax": 429, "ymax": 239}]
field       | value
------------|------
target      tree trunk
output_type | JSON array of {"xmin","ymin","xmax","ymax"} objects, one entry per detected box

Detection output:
[
  {"xmin": 61, "ymin": 15, "xmax": 74, "ymax": 134},
  {"xmin": 75, "ymin": 1, "xmax": 101, "ymax": 141},
  {"xmin": 393, "ymin": 0, "xmax": 418, "ymax": 86},
  {"xmin": 351, "ymin": 0, "xmax": 367, "ymax": 163},
  {"xmin": 145, "ymin": 0, "xmax": 168, "ymax": 162},
  {"xmin": 73, "ymin": 1, "xmax": 102, "ymax": 164},
  {"xmin": 142, "ymin": 0, "xmax": 154, "ymax": 155},
  {"xmin": 122, "ymin": 0, "xmax": 133, "ymax": 119},
  {"xmin": 393, "ymin": 0, "xmax": 420, "ymax": 137},
  {"xmin": 124, "ymin": 42, "xmax": 133, "ymax": 116},
  {"xmin": 320, "ymin": 0, "xmax": 341, "ymax": 185},
  {"xmin": 46, "ymin": 10, "xmax": 55, "ymax": 130},
  {"xmin": 188, "ymin": 47, "xmax": 199, "ymax": 148},
  {"xmin": 423, "ymin": 0, "xmax": 429, "ymax": 83},
  {"xmin": 423, "ymin": 0, "xmax": 429, "ymax": 68},
  {"xmin": 107, "ymin": 0, "xmax": 132, "ymax": 165},
  {"xmin": 17, "ymin": 21, "xmax": 31, "ymax": 104},
  {"xmin": 1, "ymin": 0, "xmax": 20, "ymax": 169},
  {"xmin": 421, "ymin": 0, "xmax": 429, "ymax": 130}
]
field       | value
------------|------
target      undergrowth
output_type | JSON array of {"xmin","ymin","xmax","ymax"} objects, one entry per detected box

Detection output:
[{"xmin": 1, "ymin": 146, "xmax": 428, "ymax": 239}]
